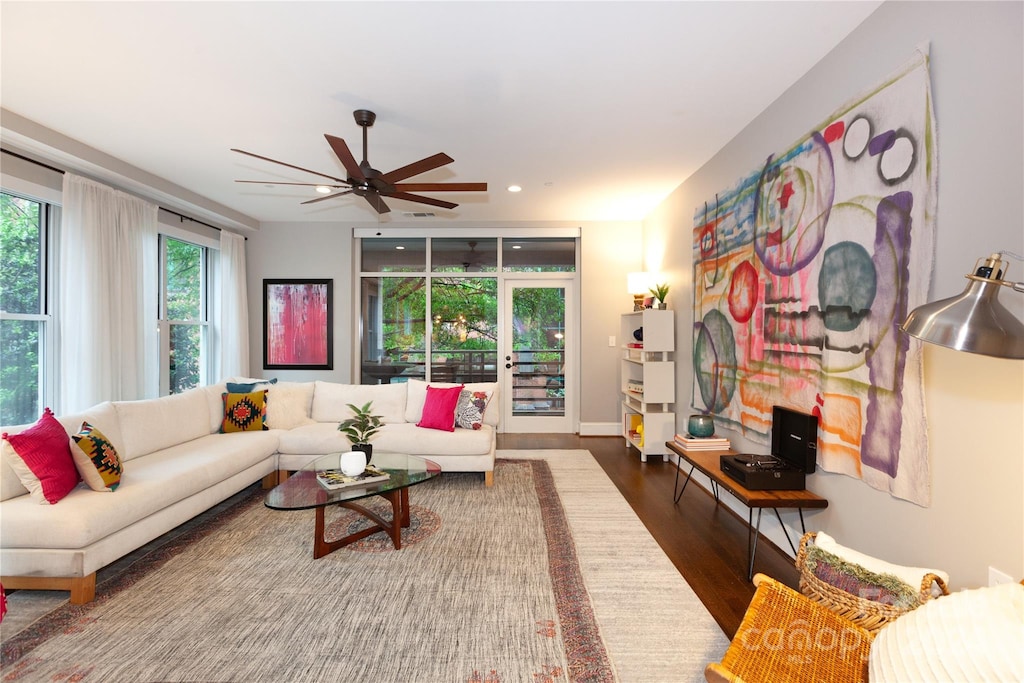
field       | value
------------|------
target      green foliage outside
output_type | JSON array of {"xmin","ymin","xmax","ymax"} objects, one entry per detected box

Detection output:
[
  {"xmin": 164, "ymin": 238, "xmax": 203, "ymax": 394},
  {"xmin": 0, "ymin": 193, "xmax": 43, "ymax": 425}
]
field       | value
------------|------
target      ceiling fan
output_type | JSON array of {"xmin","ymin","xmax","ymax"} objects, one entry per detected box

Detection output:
[{"xmin": 232, "ymin": 109, "xmax": 487, "ymax": 214}]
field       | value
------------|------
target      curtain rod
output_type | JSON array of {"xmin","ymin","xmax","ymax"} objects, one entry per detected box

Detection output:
[{"xmin": 2, "ymin": 147, "xmax": 235, "ymax": 236}]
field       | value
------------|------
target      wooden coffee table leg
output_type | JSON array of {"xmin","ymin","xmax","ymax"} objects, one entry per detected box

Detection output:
[{"xmin": 313, "ymin": 490, "xmax": 406, "ymax": 558}]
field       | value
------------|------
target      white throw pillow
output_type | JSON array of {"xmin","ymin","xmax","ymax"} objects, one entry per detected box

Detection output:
[
  {"xmin": 815, "ymin": 531, "xmax": 949, "ymax": 595},
  {"xmin": 266, "ymin": 382, "xmax": 315, "ymax": 430}
]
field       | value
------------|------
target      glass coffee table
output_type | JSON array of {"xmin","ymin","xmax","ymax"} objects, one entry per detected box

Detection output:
[{"xmin": 265, "ymin": 452, "xmax": 441, "ymax": 558}]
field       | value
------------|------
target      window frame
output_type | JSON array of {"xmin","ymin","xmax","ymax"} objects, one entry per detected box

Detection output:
[
  {"xmin": 158, "ymin": 233, "xmax": 211, "ymax": 395},
  {"xmin": 0, "ymin": 188, "xmax": 59, "ymax": 422}
]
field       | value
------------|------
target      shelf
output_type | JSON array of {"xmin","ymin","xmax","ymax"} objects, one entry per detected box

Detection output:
[{"xmin": 620, "ymin": 310, "xmax": 676, "ymax": 464}]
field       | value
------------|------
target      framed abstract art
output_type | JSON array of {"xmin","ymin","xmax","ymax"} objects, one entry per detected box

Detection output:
[{"xmin": 263, "ymin": 279, "xmax": 333, "ymax": 370}]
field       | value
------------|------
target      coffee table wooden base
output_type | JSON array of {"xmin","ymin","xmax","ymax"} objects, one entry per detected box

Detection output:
[{"xmin": 313, "ymin": 488, "xmax": 411, "ymax": 559}]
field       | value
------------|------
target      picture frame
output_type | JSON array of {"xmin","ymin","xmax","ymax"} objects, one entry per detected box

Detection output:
[{"xmin": 263, "ymin": 279, "xmax": 333, "ymax": 370}]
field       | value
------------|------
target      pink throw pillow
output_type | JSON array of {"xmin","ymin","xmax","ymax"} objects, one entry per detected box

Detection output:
[
  {"xmin": 417, "ymin": 384, "xmax": 465, "ymax": 432},
  {"xmin": 2, "ymin": 408, "xmax": 81, "ymax": 504}
]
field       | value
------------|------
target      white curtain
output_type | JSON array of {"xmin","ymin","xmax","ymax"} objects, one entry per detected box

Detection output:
[
  {"xmin": 214, "ymin": 230, "xmax": 249, "ymax": 380},
  {"xmin": 59, "ymin": 174, "xmax": 158, "ymax": 412}
]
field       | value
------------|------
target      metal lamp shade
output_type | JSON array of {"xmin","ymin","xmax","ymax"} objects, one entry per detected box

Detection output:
[{"xmin": 901, "ymin": 278, "xmax": 1024, "ymax": 359}]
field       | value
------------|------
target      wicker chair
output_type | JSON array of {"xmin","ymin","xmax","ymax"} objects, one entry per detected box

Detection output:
[
  {"xmin": 705, "ymin": 574, "xmax": 874, "ymax": 683},
  {"xmin": 796, "ymin": 532, "xmax": 949, "ymax": 634}
]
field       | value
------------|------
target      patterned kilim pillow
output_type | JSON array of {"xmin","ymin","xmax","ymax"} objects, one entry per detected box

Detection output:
[
  {"xmin": 220, "ymin": 390, "xmax": 269, "ymax": 433},
  {"xmin": 71, "ymin": 421, "xmax": 123, "ymax": 492},
  {"xmin": 455, "ymin": 389, "xmax": 492, "ymax": 430},
  {"xmin": 804, "ymin": 544, "xmax": 921, "ymax": 610}
]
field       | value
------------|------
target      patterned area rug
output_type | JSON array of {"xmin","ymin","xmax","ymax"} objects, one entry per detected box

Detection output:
[{"xmin": 1, "ymin": 451, "xmax": 728, "ymax": 682}]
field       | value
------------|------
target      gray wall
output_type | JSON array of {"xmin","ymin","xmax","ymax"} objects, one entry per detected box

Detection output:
[
  {"xmin": 644, "ymin": 1, "xmax": 1024, "ymax": 588},
  {"xmin": 243, "ymin": 220, "xmax": 642, "ymax": 426}
]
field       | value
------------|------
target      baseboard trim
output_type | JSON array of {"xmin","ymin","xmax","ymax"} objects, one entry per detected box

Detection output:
[{"xmin": 579, "ymin": 422, "xmax": 620, "ymax": 436}]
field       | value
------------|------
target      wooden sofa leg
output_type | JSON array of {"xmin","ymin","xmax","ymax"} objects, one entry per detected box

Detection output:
[
  {"xmin": 485, "ymin": 471, "xmax": 494, "ymax": 487},
  {"xmin": 261, "ymin": 472, "xmax": 278, "ymax": 489},
  {"xmin": 70, "ymin": 573, "xmax": 97, "ymax": 604}
]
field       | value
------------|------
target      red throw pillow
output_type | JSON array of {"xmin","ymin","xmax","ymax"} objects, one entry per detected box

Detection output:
[
  {"xmin": 417, "ymin": 384, "xmax": 465, "ymax": 432},
  {"xmin": 2, "ymin": 408, "xmax": 80, "ymax": 504}
]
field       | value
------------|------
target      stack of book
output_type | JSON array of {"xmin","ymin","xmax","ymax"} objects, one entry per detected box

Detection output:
[{"xmin": 673, "ymin": 433, "xmax": 730, "ymax": 451}]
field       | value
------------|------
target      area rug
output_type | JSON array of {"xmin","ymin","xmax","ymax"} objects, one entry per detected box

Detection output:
[{"xmin": 1, "ymin": 451, "xmax": 727, "ymax": 682}]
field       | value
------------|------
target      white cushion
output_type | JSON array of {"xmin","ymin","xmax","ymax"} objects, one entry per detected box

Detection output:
[
  {"xmin": 266, "ymin": 382, "xmax": 315, "ymax": 430},
  {"xmin": 814, "ymin": 531, "xmax": 949, "ymax": 594},
  {"xmin": 113, "ymin": 388, "xmax": 211, "ymax": 460},
  {"xmin": 276, "ymin": 421, "xmax": 494, "ymax": 457},
  {"xmin": 276, "ymin": 422, "xmax": 351, "ymax": 455},
  {"xmin": 311, "ymin": 381, "xmax": 408, "ymax": 424},
  {"xmin": 869, "ymin": 582, "xmax": 1024, "ymax": 682},
  {"xmin": 404, "ymin": 379, "xmax": 499, "ymax": 427}
]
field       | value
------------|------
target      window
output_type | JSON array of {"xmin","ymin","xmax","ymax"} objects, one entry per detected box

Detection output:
[
  {"xmin": 0, "ymin": 191, "xmax": 55, "ymax": 424},
  {"xmin": 159, "ymin": 236, "xmax": 209, "ymax": 394}
]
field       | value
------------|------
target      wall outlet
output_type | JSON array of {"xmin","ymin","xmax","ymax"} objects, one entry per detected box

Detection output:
[
  {"xmin": 989, "ymin": 566, "xmax": 1014, "ymax": 586},
  {"xmin": 608, "ymin": 336, "xmax": 616, "ymax": 347}
]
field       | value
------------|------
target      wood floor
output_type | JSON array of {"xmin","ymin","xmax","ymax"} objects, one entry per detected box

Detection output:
[{"xmin": 497, "ymin": 433, "xmax": 800, "ymax": 638}]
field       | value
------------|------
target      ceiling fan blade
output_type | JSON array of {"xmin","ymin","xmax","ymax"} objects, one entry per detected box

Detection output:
[
  {"xmin": 324, "ymin": 135, "xmax": 366, "ymax": 182},
  {"xmin": 231, "ymin": 148, "xmax": 347, "ymax": 183},
  {"xmin": 300, "ymin": 189, "xmax": 355, "ymax": 205},
  {"xmin": 235, "ymin": 180, "xmax": 349, "ymax": 188},
  {"xmin": 364, "ymin": 193, "xmax": 391, "ymax": 214},
  {"xmin": 393, "ymin": 183, "xmax": 488, "ymax": 192},
  {"xmin": 380, "ymin": 153, "xmax": 454, "ymax": 183},
  {"xmin": 389, "ymin": 192, "xmax": 458, "ymax": 210}
]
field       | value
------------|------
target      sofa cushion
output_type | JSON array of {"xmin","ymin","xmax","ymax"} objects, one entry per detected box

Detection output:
[
  {"xmin": 265, "ymin": 381, "xmax": 315, "ymax": 430},
  {"xmin": 1, "ymin": 408, "xmax": 80, "ymax": 504},
  {"xmin": 0, "ymin": 431, "xmax": 278, "ymax": 550},
  {"xmin": 311, "ymin": 381, "xmax": 408, "ymax": 424},
  {"xmin": 114, "ymin": 388, "xmax": 211, "ymax": 461},
  {"xmin": 455, "ymin": 389, "xmax": 492, "ymax": 430},
  {"xmin": 405, "ymin": 379, "xmax": 499, "ymax": 427},
  {"xmin": 220, "ymin": 390, "xmax": 269, "ymax": 432},
  {"xmin": 276, "ymin": 422, "xmax": 351, "ymax": 455},
  {"xmin": 418, "ymin": 385, "xmax": 464, "ymax": 432},
  {"xmin": 71, "ymin": 421, "xmax": 123, "ymax": 492},
  {"xmin": 276, "ymin": 421, "xmax": 494, "ymax": 458}
]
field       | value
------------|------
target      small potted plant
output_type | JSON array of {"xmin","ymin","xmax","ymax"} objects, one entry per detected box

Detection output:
[
  {"xmin": 649, "ymin": 282, "xmax": 670, "ymax": 309},
  {"xmin": 337, "ymin": 401, "xmax": 383, "ymax": 462}
]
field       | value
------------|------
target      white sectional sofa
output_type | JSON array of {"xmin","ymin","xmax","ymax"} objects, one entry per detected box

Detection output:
[{"xmin": 0, "ymin": 378, "xmax": 497, "ymax": 604}]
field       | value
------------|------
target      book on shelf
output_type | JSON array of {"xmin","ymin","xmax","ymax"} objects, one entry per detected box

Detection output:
[
  {"xmin": 626, "ymin": 342, "xmax": 644, "ymax": 348},
  {"xmin": 316, "ymin": 465, "xmax": 390, "ymax": 490}
]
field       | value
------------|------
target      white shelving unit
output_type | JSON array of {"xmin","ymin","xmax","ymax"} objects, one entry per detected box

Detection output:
[{"xmin": 620, "ymin": 309, "xmax": 675, "ymax": 463}]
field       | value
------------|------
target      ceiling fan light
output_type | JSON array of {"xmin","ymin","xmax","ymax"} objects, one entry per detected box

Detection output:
[
  {"xmin": 507, "ymin": 185, "xmax": 522, "ymax": 193},
  {"xmin": 315, "ymin": 185, "xmax": 332, "ymax": 194}
]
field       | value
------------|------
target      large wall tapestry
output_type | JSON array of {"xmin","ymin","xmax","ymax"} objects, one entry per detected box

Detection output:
[{"xmin": 692, "ymin": 49, "xmax": 936, "ymax": 505}]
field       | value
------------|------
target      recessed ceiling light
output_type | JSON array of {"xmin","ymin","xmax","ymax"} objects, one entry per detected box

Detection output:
[
  {"xmin": 315, "ymin": 185, "xmax": 332, "ymax": 194},
  {"xmin": 511, "ymin": 245, "xmax": 522, "ymax": 249},
  {"xmin": 507, "ymin": 185, "xmax": 522, "ymax": 193},
  {"xmin": 395, "ymin": 245, "xmax": 406, "ymax": 250}
]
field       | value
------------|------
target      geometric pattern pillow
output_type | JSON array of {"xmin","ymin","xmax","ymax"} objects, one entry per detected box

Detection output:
[
  {"xmin": 220, "ymin": 390, "xmax": 269, "ymax": 433},
  {"xmin": 455, "ymin": 389, "xmax": 492, "ymax": 430},
  {"xmin": 1, "ymin": 407, "xmax": 81, "ymax": 504},
  {"xmin": 70, "ymin": 421, "xmax": 123, "ymax": 492}
]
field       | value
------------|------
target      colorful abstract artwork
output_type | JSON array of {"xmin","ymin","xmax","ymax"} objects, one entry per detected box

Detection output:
[
  {"xmin": 692, "ymin": 50, "xmax": 936, "ymax": 505},
  {"xmin": 263, "ymin": 279, "xmax": 333, "ymax": 369}
]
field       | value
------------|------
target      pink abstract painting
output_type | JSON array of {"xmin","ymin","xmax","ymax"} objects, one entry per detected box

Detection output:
[{"xmin": 264, "ymin": 280, "xmax": 332, "ymax": 368}]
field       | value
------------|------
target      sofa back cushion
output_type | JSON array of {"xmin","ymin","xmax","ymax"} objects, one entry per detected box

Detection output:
[
  {"xmin": 311, "ymin": 381, "xmax": 408, "ymax": 424},
  {"xmin": 404, "ymin": 379, "xmax": 500, "ymax": 427},
  {"xmin": 114, "ymin": 388, "xmax": 210, "ymax": 460}
]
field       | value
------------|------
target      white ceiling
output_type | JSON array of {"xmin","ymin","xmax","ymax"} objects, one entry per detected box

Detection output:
[{"xmin": 0, "ymin": 1, "xmax": 881, "ymax": 228}]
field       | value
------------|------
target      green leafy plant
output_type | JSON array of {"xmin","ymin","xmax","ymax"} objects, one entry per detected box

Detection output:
[
  {"xmin": 649, "ymin": 282, "xmax": 670, "ymax": 304},
  {"xmin": 337, "ymin": 401, "xmax": 383, "ymax": 445}
]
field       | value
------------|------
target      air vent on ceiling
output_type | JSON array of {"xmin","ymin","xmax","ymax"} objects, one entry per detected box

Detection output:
[{"xmin": 402, "ymin": 211, "xmax": 436, "ymax": 218}]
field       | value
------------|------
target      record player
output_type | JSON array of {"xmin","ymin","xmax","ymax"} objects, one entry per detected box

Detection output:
[{"xmin": 719, "ymin": 405, "xmax": 818, "ymax": 491}]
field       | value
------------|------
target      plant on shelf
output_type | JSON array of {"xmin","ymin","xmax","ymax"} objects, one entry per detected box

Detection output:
[
  {"xmin": 649, "ymin": 282, "xmax": 670, "ymax": 309},
  {"xmin": 337, "ymin": 401, "xmax": 384, "ymax": 461}
]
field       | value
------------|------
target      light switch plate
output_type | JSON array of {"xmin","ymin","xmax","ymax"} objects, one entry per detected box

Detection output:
[{"xmin": 608, "ymin": 336, "xmax": 615, "ymax": 347}]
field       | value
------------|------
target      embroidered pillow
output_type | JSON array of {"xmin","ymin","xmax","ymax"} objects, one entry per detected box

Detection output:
[
  {"xmin": 70, "ymin": 421, "xmax": 123, "ymax": 492},
  {"xmin": 417, "ymin": 385, "xmax": 464, "ymax": 432},
  {"xmin": 220, "ymin": 390, "xmax": 269, "ymax": 433},
  {"xmin": 1, "ymin": 408, "xmax": 80, "ymax": 504},
  {"xmin": 804, "ymin": 544, "xmax": 921, "ymax": 610},
  {"xmin": 455, "ymin": 389, "xmax": 492, "ymax": 430}
]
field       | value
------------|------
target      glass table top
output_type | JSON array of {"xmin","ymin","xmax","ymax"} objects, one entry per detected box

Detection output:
[{"xmin": 264, "ymin": 452, "xmax": 441, "ymax": 511}]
